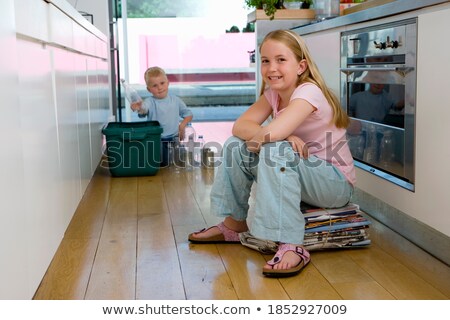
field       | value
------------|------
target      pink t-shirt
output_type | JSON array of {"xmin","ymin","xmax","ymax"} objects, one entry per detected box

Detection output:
[{"xmin": 264, "ymin": 83, "xmax": 356, "ymax": 185}]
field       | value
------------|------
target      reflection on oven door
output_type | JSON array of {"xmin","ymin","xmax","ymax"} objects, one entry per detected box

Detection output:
[{"xmin": 347, "ymin": 70, "xmax": 405, "ymax": 129}]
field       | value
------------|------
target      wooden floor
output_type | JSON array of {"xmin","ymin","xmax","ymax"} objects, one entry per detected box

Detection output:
[{"xmin": 33, "ymin": 162, "xmax": 450, "ymax": 300}]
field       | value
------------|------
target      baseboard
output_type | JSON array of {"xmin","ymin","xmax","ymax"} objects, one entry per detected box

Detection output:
[{"xmin": 352, "ymin": 188, "xmax": 450, "ymax": 266}]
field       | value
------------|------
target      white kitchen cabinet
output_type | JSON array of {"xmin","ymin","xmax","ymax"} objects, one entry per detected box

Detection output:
[
  {"xmin": 0, "ymin": 0, "xmax": 109, "ymax": 299},
  {"xmin": 302, "ymin": 29, "xmax": 343, "ymax": 95},
  {"xmin": 15, "ymin": 0, "xmax": 49, "ymax": 42},
  {"xmin": 414, "ymin": 7, "xmax": 450, "ymax": 233},
  {"xmin": 0, "ymin": 0, "xmax": 28, "ymax": 300}
]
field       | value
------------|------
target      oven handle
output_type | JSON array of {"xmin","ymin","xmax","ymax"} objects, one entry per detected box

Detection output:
[{"xmin": 340, "ymin": 66, "xmax": 414, "ymax": 77}]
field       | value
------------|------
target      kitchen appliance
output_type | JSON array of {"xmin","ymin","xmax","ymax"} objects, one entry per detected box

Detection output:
[{"xmin": 340, "ymin": 19, "xmax": 417, "ymax": 191}]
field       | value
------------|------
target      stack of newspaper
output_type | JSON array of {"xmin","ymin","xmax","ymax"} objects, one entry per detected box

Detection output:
[
  {"xmin": 239, "ymin": 203, "xmax": 371, "ymax": 254},
  {"xmin": 302, "ymin": 202, "xmax": 371, "ymax": 251}
]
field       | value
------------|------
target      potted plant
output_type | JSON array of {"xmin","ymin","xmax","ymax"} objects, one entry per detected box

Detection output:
[{"xmin": 245, "ymin": 0, "xmax": 285, "ymax": 20}]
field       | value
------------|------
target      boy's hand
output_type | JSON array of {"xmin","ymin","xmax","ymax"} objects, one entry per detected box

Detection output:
[
  {"xmin": 130, "ymin": 101, "xmax": 142, "ymax": 112},
  {"xmin": 178, "ymin": 123, "xmax": 186, "ymax": 141}
]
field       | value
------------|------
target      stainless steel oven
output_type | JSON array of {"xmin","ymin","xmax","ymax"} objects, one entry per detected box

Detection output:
[{"xmin": 340, "ymin": 19, "xmax": 417, "ymax": 191}]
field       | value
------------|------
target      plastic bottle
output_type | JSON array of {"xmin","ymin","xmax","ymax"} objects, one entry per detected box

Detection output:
[
  {"xmin": 195, "ymin": 135, "xmax": 205, "ymax": 167},
  {"xmin": 181, "ymin": 123, "xmax": 196, "ymax": 170},
  {"xmin": 171, "ymin": 137, "xmax": 182, "ymax": 173},
  {"xmin": 120, "ymin": 79, "xmax": 142, "ymax": 106},
  {"xmin": 183, "ymin": 122, "xmax": 196, "ymax": 142}
]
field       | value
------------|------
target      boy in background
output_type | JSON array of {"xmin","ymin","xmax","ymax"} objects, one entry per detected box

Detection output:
[{"xmin": 131, "ymin": 66, "xmax": 193, "ymax": 167}]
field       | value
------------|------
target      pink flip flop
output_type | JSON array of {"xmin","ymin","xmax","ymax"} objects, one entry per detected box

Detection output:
[
  {"xmin": 188, "ymin": 222, "xmax": 242, "ymax": 244},
  {"xmin": 262, "ymin": 244, "xmax": 311, "ymax": 277}
]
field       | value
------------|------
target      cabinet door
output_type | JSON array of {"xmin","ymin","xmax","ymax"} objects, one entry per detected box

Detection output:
[
  {"xmin": 415, "ymin": 7, "xmax": 450, "ymax": 233},
  {"xmin": 303, "ymin": 30, "xmax": 341, "ymax": 94},
  {"xmin": 0, "ymin": 0, "xmax": 28, "ymax": 300}
]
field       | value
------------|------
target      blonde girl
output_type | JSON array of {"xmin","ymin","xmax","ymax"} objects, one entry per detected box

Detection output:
[{"xmin": 189, "ymin": 30, "xmax": 355, "ymax": 278}]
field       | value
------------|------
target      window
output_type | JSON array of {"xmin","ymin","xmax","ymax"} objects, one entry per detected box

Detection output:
[{"xmin": 118, "ymin": 0, "xmax": 255, "ymax": 122}]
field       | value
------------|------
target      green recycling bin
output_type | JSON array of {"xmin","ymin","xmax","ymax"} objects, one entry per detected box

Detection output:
[{"xmin": 102, "ymin": 121, "xmax": 163, "ymax": 176}]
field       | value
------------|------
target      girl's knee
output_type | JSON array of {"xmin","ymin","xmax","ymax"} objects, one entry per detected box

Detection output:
[
  {"xmin": 223, "ymin": 136, "xmax": 244, "ymax": 154},
  {"xmin": 224, "ymin": 136, "xmax": 243, "ymax": 147},
  {"xmin": 224, "ymin": 136, "xmax": 244, "ymax": 145}
]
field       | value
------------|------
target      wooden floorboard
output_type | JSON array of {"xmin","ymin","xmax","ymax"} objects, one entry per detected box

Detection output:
[
  {"xmin": 309, "ymin": 250, "xmax": 395, "ymax": 300},
  {"xmin": 33, "ymin": 238, "xmax": 98, "ymax": 300},
  {"xmin": 84, "ymin": 236, "xmax": 136, "ymax": 300},
  {"xmin": 347, "ymin": 244, "xmax": 447, "ymax": 299},
  {"xmin": 279, "ymin": 264, "xmax": 343, "ymax": 300},
  {"xmin": 84, "ymin": 176, "xmax": 137, "ymax": 300},
  {"xmin": 137, "ymin": 175, "xmax": 169, "ymax": 215},
  {"xmin": 136, "ymin": 213, "xmax": 185, "ymax": 299},
  {"xmin": 176, "ymin": 240, "xmax": 238, "ymax": 300},
  {"xmin": 34, "ymin": 164, "xmax": 450, "ymax": 300},
  {"xmin": 64, "ymin": 166, "xmax": 110, "ymax": 240},
  {"xmin": 34, "ymin": 166, "xmax": 110, "ymax": 300},
  {"xmin": 365, "ymin": 216, "xmax": 450, "ymax": 297}
]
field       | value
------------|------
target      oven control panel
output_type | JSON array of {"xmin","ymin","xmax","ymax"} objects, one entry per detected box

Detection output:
[
  {"xmin": 343, "ymin": 23, "xmax": 409, "ymax": 58},
  {"xmin": 373, "ymin": 35, "xmax": 401, "ymax": 50}
]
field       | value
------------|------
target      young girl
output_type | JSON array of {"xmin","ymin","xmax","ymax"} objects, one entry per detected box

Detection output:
[{"xmin": 189, "ymin": 30, "xmax": 355, "ymax": 278}]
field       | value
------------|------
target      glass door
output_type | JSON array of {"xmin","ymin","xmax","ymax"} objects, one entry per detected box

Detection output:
[{"xmin": 116, "ymin": 0, "xmax": 256, "ymax": 123}]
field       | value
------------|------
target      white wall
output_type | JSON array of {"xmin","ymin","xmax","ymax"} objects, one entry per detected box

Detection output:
[{"xmin": 0, "ymin": 0, "xmax": 110, "ymax": 299}]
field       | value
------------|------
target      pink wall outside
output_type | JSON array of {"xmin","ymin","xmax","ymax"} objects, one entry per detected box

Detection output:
[{"xmin": 139, "ymin": 33, "xmax": 255, "ymax": 82}]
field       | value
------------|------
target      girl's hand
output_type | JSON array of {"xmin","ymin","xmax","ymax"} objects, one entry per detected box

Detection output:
[
  {"xmin": 246, "ymin": 140, "xmax": 261, "ymax": 154},
  {"xmin": 286, "ymin": 135, "xmax": 309, "ymax": 158}
]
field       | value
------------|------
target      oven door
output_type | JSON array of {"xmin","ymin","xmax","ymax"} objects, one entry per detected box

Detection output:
[{"xmin": 341, "ymin": 65, "xmax": 416, "ymax": 190}]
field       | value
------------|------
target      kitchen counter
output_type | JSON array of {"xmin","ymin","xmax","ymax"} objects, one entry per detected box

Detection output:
[{"xmin": 292, "ymin": 0, "xmax": 448, "ymax": 35}]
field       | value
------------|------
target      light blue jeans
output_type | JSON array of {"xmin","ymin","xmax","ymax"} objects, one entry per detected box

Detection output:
[{"xmin": 210, "ymin": 136, "xmax": 353, "ymax": 244}]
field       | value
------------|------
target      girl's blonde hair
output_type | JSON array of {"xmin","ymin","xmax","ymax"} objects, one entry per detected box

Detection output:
[
  {"xmin": 144, "ymin": 66, "xmax": 167, "ymax": 85},
  {"xmin": 259, "ymin": 30, "xmax": 349, "ymax": 128}
]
